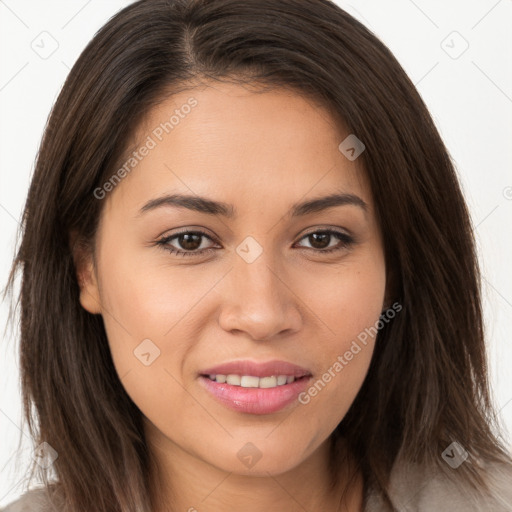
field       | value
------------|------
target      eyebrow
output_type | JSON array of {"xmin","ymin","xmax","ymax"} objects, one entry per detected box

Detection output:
[{"xmin": 138, "ymin": 191, "xmax": 368, "ymax": 218}]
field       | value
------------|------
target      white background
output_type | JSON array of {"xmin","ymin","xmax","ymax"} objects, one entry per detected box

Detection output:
[{"xmin": 1, "ymin": 0, "xmax": 511, "ymax": 506}]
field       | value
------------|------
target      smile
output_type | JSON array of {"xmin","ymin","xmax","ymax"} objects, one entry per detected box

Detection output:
[{"xmin": 204, "ymin": 374, "xmax": 298, "ymax": 388}]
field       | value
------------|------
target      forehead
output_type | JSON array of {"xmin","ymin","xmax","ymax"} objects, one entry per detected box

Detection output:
[{"xmin": 104, "ymin": 81, "xmax": 372, "ymax": 217}]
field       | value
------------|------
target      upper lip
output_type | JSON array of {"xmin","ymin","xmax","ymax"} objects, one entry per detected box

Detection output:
[{"xmin": 200, "ymin": 359, "xmax": 312, "ymax": 378}]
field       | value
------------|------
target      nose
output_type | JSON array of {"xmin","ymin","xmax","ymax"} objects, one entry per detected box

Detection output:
[{"xmin": 217, "ymin": 251, "xmax": 303, "ymax": 342}]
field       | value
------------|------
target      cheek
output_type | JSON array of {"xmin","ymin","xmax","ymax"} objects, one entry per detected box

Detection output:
[
  {"xmin": 96, "ymin": 234, "xmax": 209, "ymax": 342},
  {"xmin": 93, "ymin": 236, "xmax": 192, "ymax": 388},
  {"xmin": 94, "ymin": 248, "xmax": 200, "ymax": 426},
  {"xmin": 300, "ymin": 248, "xmax": 386, "ymax": 349},
  {"xmin": 294, "ymin": 252, "xmax": 385, "ymax": 415}
]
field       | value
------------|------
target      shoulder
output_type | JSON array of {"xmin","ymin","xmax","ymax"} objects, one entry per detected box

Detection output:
[
  {"xmin": 1, "ymin": 488, "xmax": 56, "ymax": 512},
  {"xmin": 364, "ymin": 458, "xmax": 512, "ymax": 511}
]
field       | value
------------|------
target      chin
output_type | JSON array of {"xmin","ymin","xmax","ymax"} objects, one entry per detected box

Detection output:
[{"xmin": 204, "ymin": 438, "xmax": 311, "ymax": 477}]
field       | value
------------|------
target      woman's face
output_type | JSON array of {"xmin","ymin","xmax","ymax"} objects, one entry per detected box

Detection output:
[{"xmin": 78, "ymin": 81, "xmax": 387, "ymax": 477}]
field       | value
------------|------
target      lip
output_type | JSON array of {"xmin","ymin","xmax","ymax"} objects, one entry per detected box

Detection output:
[
  {"xmin": 198, "ymin": 359, "xmax": 312, "ymax": 415},
  {"xmin": 199, "ymin": 359, "xmax": 311, "ymax": 378}
]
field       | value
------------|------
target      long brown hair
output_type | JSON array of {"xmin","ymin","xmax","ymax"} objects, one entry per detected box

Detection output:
[{"xmin": 4, "ymin": 0, "xmax": 511, "ymax": 510}]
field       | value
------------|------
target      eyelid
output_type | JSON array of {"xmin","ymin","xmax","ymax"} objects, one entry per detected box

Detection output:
[
  {"xmin": 158, "ymin": 225, "xmax": 352, "ymax": 243},
  {"xmin": 156, "ymin": 226, "xmax": 355, "ymax": 258},
  {"xmin": 294, "ymin": 228, "xmax": 354, "ymax": 251},
  {"xmin": 155, "ymin": 228, "xmax": 219, "ymax": 258},
  {"xmin": 297, "ymin": 225, "xmax": 353, "ymax": 238}
]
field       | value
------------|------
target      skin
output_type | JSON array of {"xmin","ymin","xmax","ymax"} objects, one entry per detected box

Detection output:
[{"xmin": 76, "ymin": 81, "xmax": 387, "ymax": 511}]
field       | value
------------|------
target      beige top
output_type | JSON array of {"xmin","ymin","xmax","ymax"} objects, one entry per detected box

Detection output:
[
  {"xmin": 364, "ymin": 459, "xmax": 512, "ymax": 511},
  {"xmin": 2, "ymin": 461, "xmax": 512, "ymax": 511}
]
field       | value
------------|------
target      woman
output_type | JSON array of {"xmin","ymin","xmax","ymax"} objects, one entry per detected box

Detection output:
[{"xmin": 3, "ymin": 0, "xmax": 512, "ymax": 510}]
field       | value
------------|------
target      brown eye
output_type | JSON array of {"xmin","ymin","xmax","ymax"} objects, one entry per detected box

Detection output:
[
  {"xmin": 296, "ymin": 230, "xmax": 354, "ymax": 253},
  {"xmin": 156, "ymin": 228, "xmax": 354, "ymax": 258},
  {"xmin": 177, "ymin": 233, "xmax": 203, "ymax": 251},
  {"xmin": 307, "ymin": 232, "xmax": 331, "ymax": 249},
  {"xmin": 156, "ymin": 230, "xmax": 218, "ymax": 257}
]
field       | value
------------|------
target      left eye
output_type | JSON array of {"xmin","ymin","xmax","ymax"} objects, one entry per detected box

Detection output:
[
  {"xmin": 156, "ymin": 230, "xmax": 217, "ymax": 257},
  {"xmin": 156, "ymin": 229, "xmax": 354, "ymax": 257},
  {"xmin": 296, "ymin": 230, "xmax": 354, "ymax": 252}
]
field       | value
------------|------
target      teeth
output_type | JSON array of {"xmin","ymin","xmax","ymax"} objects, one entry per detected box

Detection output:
[
  {"xmin": 259, "ymin": 376, "xmax": 277, "ymax": 388},
  {"xmin": 240, "ymin": 376, "xmax": 259, "ymax": 388},
  {"xmin": 226, "ymin": 374, "xmax": 241, "ymax": 385},
  {"xmin": 208, "ymin": 374, "xmax": 301, "ymax": 388}
]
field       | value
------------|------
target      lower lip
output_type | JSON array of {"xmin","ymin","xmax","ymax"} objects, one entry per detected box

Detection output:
[{"xmin": 198, "ymin": 375, "xmax": 312, "ymax": 415}]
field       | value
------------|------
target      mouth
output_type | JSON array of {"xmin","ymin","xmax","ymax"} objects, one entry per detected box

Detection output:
[
  {"xmin": 200, "ymin": 373, "xmax": 309, "ymax": 388},
  {"xmin": 197, "ymin": 360, "xmax": 312, "ymax": 415}
]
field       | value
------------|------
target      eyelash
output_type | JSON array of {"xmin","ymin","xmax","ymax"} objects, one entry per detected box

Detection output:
[{"xmin": 155, "ymin": 228, "xmax": 355, "ymax": 258}]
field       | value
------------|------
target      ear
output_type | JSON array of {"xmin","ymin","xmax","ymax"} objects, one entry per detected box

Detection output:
[{"xmin": 70, "ymin": 230, "xmax": 102, "ymax": 314}]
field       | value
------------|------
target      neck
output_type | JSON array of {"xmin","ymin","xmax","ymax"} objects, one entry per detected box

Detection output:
[{"xmin": 146, "ymin": 423, "xmax": 364, "ymax": 512}]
